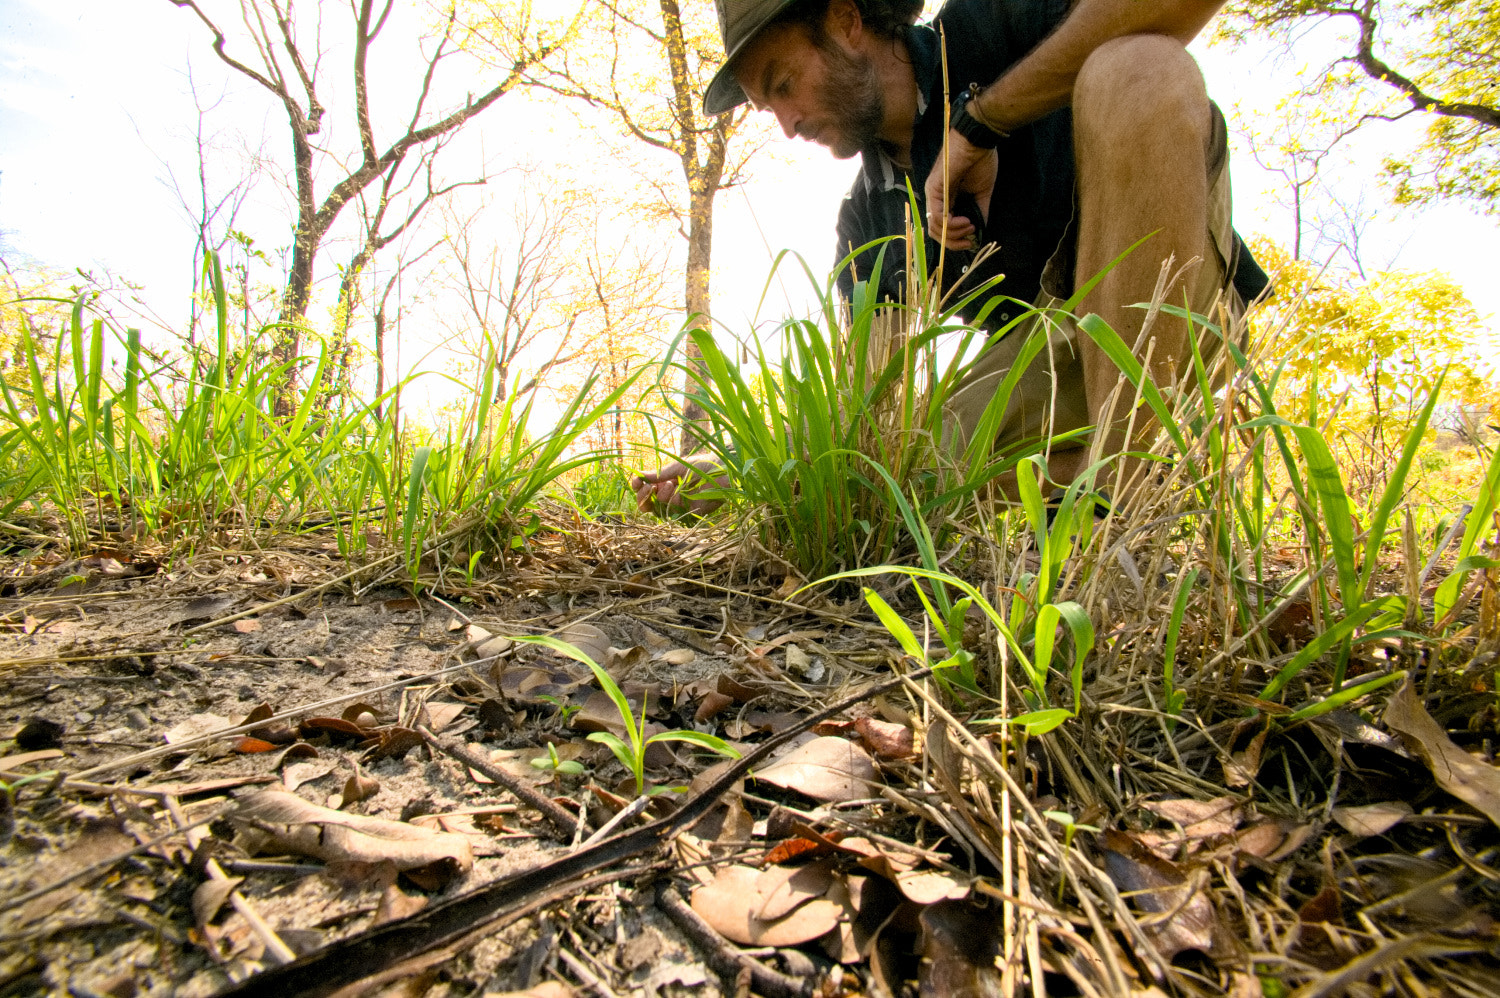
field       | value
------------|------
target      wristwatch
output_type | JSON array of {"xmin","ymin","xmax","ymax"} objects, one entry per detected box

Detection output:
[{"xmin": 949, "ymin": 83, "xmax": 1008, "ymax": 149}]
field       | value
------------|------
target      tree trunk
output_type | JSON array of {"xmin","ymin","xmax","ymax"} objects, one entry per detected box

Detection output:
[{"xmin": 680, "ymin": 185, "xmax": 714, "ymax": 454}]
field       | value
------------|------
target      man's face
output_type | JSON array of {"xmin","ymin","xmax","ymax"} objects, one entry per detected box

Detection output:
[{"xmin": 733, "ymin": 20, "xmax": 883, "ymax": 160}]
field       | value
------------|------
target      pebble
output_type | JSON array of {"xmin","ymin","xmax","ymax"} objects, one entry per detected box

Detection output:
[{"xmin": 124, "ymin": 708, "xmax": 150, "ymax": 730}]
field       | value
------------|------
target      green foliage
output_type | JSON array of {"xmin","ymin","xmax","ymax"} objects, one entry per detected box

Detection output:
[
  {"xmin": 0, "ymin": 252, "xmax": 627, "ymax": 587},
  {"xmin": 662, "ymin": 229, "xmax": 1067, "ymax": 580},
  {"xmin": 521, "ymin": 635, "xmax": 740, "ymax": 796},
  {"xmin": 1218, "ymin": 0, "xmax": 1500, "ymax": 213}
]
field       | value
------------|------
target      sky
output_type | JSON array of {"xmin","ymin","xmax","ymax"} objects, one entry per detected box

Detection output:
[{"xmin": 1, "ymin": 0, "xmax": 1497, "ymax": 408}]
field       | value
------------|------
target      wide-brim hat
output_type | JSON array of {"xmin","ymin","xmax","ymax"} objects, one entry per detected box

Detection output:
[{"xmin": 703, "ymin": 0, "xmax": 803, "ymax": 116}]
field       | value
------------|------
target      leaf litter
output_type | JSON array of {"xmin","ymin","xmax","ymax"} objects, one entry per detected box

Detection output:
[{"xmin": 0, "ymin": 513, "xmax": 1496, "ymax": 997}]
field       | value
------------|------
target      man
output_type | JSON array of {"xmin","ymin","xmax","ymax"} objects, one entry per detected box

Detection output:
[{"xmin": 633, "ymin": 0, "xmax": 1266, "ymax": 511}]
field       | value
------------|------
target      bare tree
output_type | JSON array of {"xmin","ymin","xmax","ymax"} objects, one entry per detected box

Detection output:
[
  {"xmin": 438, "ymin": 185, "xmax": 592, "ymax": 402},
  {"xmin": 327, "ymin": 138, "xmax": 483, "ymax": 407},
  {"xmin": 507, "ymin": 0, "xmax": 764, "ymax": 451},
  {"xmin": 167, "ymin": 0, "xmax": 577, "ymax": 379},
  {"xmin": 149, "ymin": 60, "xmax": 266, "ymax": 356}
]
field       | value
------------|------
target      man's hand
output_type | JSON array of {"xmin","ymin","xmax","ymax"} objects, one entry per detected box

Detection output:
[
  {"xmin": 923, "ymin": 132, "xmax": 998, "ymax": 250},
  {"xmin": 630, "ymin": 455, "xmax": 726, "ymax": 516}
]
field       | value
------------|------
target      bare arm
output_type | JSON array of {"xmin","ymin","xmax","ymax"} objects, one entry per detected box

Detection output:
[
  {"xmin": 924, "ymin": 0, "xmax": 1224, "ymax": 248},
  {"xmin": 971, "ymin": 0, "xmax": 1226, "ymax": 133}
]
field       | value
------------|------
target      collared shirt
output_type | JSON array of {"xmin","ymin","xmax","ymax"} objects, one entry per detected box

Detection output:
[{"xmin": 833, "ymin": 0, "xmax": 1268, "ymax": 328}]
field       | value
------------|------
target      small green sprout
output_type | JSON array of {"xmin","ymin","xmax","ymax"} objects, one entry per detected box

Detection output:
[
  {"xmin": 529, "ymin": 743, "xmax": 585, "ymax": 776},
  {"xmin": 1043, "ymin": 809, "xmax": 1100, "ymax": 902},
  {"xmin": 520, "ymin": 636, "xmax": 739, "ymax": 795}
]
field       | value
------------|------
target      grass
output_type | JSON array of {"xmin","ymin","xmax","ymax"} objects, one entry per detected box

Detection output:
[
  {"xmin": 0, "ymin": 253, "xmax": 635, "ymax": 591},
  {"xmin": 2, "ymin": 237, "xmax": 1495, "ymax": 997}
]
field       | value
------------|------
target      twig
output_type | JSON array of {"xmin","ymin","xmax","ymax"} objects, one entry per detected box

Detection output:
[
  {"xmin": 653, "ymin": 882, "xmax": 813, "ymax": 998},
  {"xmin": 579, "ymin": 795, "xmax": 650, "ymax": 848},
  {"xmin": 69, "ymin": 655, "xmax": 507, "ymax": 782},
  {"xmin": 164, "ymin": 795, "xmax": 296, "ymax": 965},
  {"xmin": 558, "ymin": 946, "xmax": 622, "ymax": 998},
  {"xmin": 417, "ymin": 725, "xmax": 580, "ymax": 841},
  {"xmin": 212, "ymin": 668, "xmax": 932, "ymax": 998}
]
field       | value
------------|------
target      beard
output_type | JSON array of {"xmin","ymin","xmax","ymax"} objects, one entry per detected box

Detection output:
[{"xmin": 814, "ymin": 41, "xmax": 883, "ymax": 159}]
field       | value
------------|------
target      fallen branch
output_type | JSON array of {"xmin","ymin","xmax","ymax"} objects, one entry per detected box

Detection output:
[
  {"xmin": 654, "ymin": 881, "xmax": 813, "ymax": 998},
  {"xmin": 417, "ymin": 725, "xmax": 581, "ymax": 841},
  {"xmin": 214, "ymin": 667, "xmax": 933, "ymax": 998}
]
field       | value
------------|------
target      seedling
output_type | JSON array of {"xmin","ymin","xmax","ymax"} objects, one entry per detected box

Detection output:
[
  {"xmin": 529, "ymin": 742, "xmax": 585, "ymax": 776},
  {"xmin": 517, "ymin": 636, "xmax": 739, "ymax": 795},
  {"xmin": 1042, "ymin": 810, "xmax": 1099, "ymax": 902}
]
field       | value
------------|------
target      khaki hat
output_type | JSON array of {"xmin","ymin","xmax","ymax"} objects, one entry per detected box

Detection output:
[{"xmin": 703, "ymin": 0, "xmax": 803, "ymax": 116}]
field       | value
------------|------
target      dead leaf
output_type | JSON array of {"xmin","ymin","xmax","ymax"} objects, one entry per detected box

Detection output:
[
  {"xmin": 1332, "ymin": 801, "xmax": 1412, "ymax": 838},
  {"xmin": 383, "ymin": 598, "xmax": 421, "ymax": 613},
  {"xmin": 0, "ymin": 749, "xmax": 65, "ymax": 771},
  {"xmin": 234, "ymin": 737, "xmax": 278, "ymax": 754},
  {"xmin": 690, "ymin": 864, "xmax": 841, "ymax": 946},
  {"xmin": 1234, "ymin": 819, "xmax": 1315, "ymax": 863},
  {"xmin": 552, "ymin": 622, "xmax": 611, "ymax": 664},
  {"xmin": 341, "ymin": 771, "xmax": 381, "ymax": 808},
  {"xmin": 231, "ymin": 619, "xmax": 260, "ymax": 633},
  {"xmin": 754, "ymin": 737, "xmax": 878, "ymax": 803},
  {"xmin": 660, "ymin": 648, "xmax": 695, "ymax": 667},
  {"xmin": 192, "ymin": 877, "xmax": 242, "ymax": 928},
  {"xmin": 374, "ymin": 883, "xmax": 428, "ymax": 925},
  {"xmin": 895, "ymin": 868, "xmax": 971, "ymax": 905},
  {"xmin": 423, "ymin": 702, "xmax": 466, "ymax": 734},
  {"xmin": 694, "ymin": 691, "xmax": 735, "ymax": 722},
  {"xmin": 1223, "ymin": 726, "xmax": 1269, "ymax": 788},
  {"xmin": 756, "ymin": 857, "xmax": 837, "ymax": 920},
  {"xmin": 605, "ymin": 645, "xmax": 648, "ymax": 675},
  {"xmin": 232, "ymin": 790, "xmax": 473, "ymax": 886},
  {"xmin": 364, "ymin": 726, "xmax": 422, "ymax": 763},
  {"xmin": 1385, "ymin": 680, "xmax": 1500, "ymax": 828},
  {"xmin": 1100, "ymin": 829, "xmax": 1218, "ymax": 960},
  {"xmin": 918, "ymin": 899, "xmax": 1002, "ymax": 998},
  {"xmin": 854, "ymin": 717, "xmax": 914, "ymax": 759},
  {"xmin": 282, "ymin": 760, "xmax": 338, "ymax": 792}
]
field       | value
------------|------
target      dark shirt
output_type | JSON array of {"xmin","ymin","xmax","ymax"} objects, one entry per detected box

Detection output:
[{"xmin": 833, "ymin": 0, "xmax": 1268, "ymax": 328}]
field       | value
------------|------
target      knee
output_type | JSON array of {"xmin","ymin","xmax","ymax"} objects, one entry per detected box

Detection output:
[{"xmin": 1073, "ymin": 35, "xmax": 1208, "ymax": 139}]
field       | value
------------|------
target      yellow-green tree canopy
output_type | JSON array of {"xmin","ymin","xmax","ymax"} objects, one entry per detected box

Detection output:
[
  {"xmin": 1250, "ymin": 238, "xmax": 1497, "ymax": 446},
  {"xmin": 1219, "ymin": 1, "xmax": 1500, "ymax": 213}
]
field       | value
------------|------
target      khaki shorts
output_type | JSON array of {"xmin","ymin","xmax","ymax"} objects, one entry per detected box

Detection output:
[{"xmin": 945, "ymin": 104, "xmax": 1244, "ymax": 455}]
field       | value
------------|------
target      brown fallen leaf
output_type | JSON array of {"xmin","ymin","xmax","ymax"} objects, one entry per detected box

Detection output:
[
  {"xmin": 918, "ymin": 898, "xmax": 1002, "ymax": 998},
  {"xmin": 756, "ymin": 857, "xmax": 838, "ymax": 921},
  {"xmin": 423, "ymin": 702, "xmax": 466, "ymax": 734},
  {"xmin": 0, "ymin": 749, "xmax": 66, "ymax": 771},
  {"xmin": 854, "ymin": 717, "xmax": 914, "ymax": 759},
  {"xmin": 552, "ymin": 622, "xmax": 611, "ymax": 664},
  {"xmin": 690, "ymin": 864, "xmax": 841, "ymax": 946},
  {"xmin": 754, "ymin": 736, "xmax": 878, "ymax": 803},
  {"xmin": 1100, "ymin": 829, "xmax": 1218, "ymax": 960},
  {"xmin": 374, "ymin": 882, "xmax": 428, "ymax": 925},
  {"xmin": 693, "ymin": 691, "xmax": 735, "ymax": 723},
  {"xmin": 192, "ymin": 876, "xmax": 242, "ymax": 928},
  {"xmin": 895, "ymin": 868, "xmax": 971, "ymax": 905},
  {"xmin": 659, "ymin": 647, "xmax": 695, "ymax": 667},
  {"xmin": 232, "ymin": 790, "xmax": 473, "ymax": 887},
  {"xmin": 341, "ymin": 770, "xmax": 381, "ymax": 808},
  {"xmin": 1223, "ymin": 725, "xmax": 1269, "ymax": 788},
  {"xmin": 1331, "ymin": 801, "xmax": 1412, "ymax": 838},
  {"xmin": 1384, "ymin": 680, "xmax": 1500, "ymax": 828},
  {"xmin": 231, "ymin": 619, "xmax": 260, "ymax": 633}
]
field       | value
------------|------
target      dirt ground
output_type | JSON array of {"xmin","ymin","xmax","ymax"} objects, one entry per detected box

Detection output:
[
  {"xmin": 0, "ymin": 527, "xmax": 919, "ymax": 998},
  {"xmin": 2, "ymin": 520, "xmax": 1499, "ymax": 998}
]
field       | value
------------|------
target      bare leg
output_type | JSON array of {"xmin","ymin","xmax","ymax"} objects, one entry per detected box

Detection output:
[{"xmin": 1066, "ymin": 35, "xmax": 1222, "ymax": 493}]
